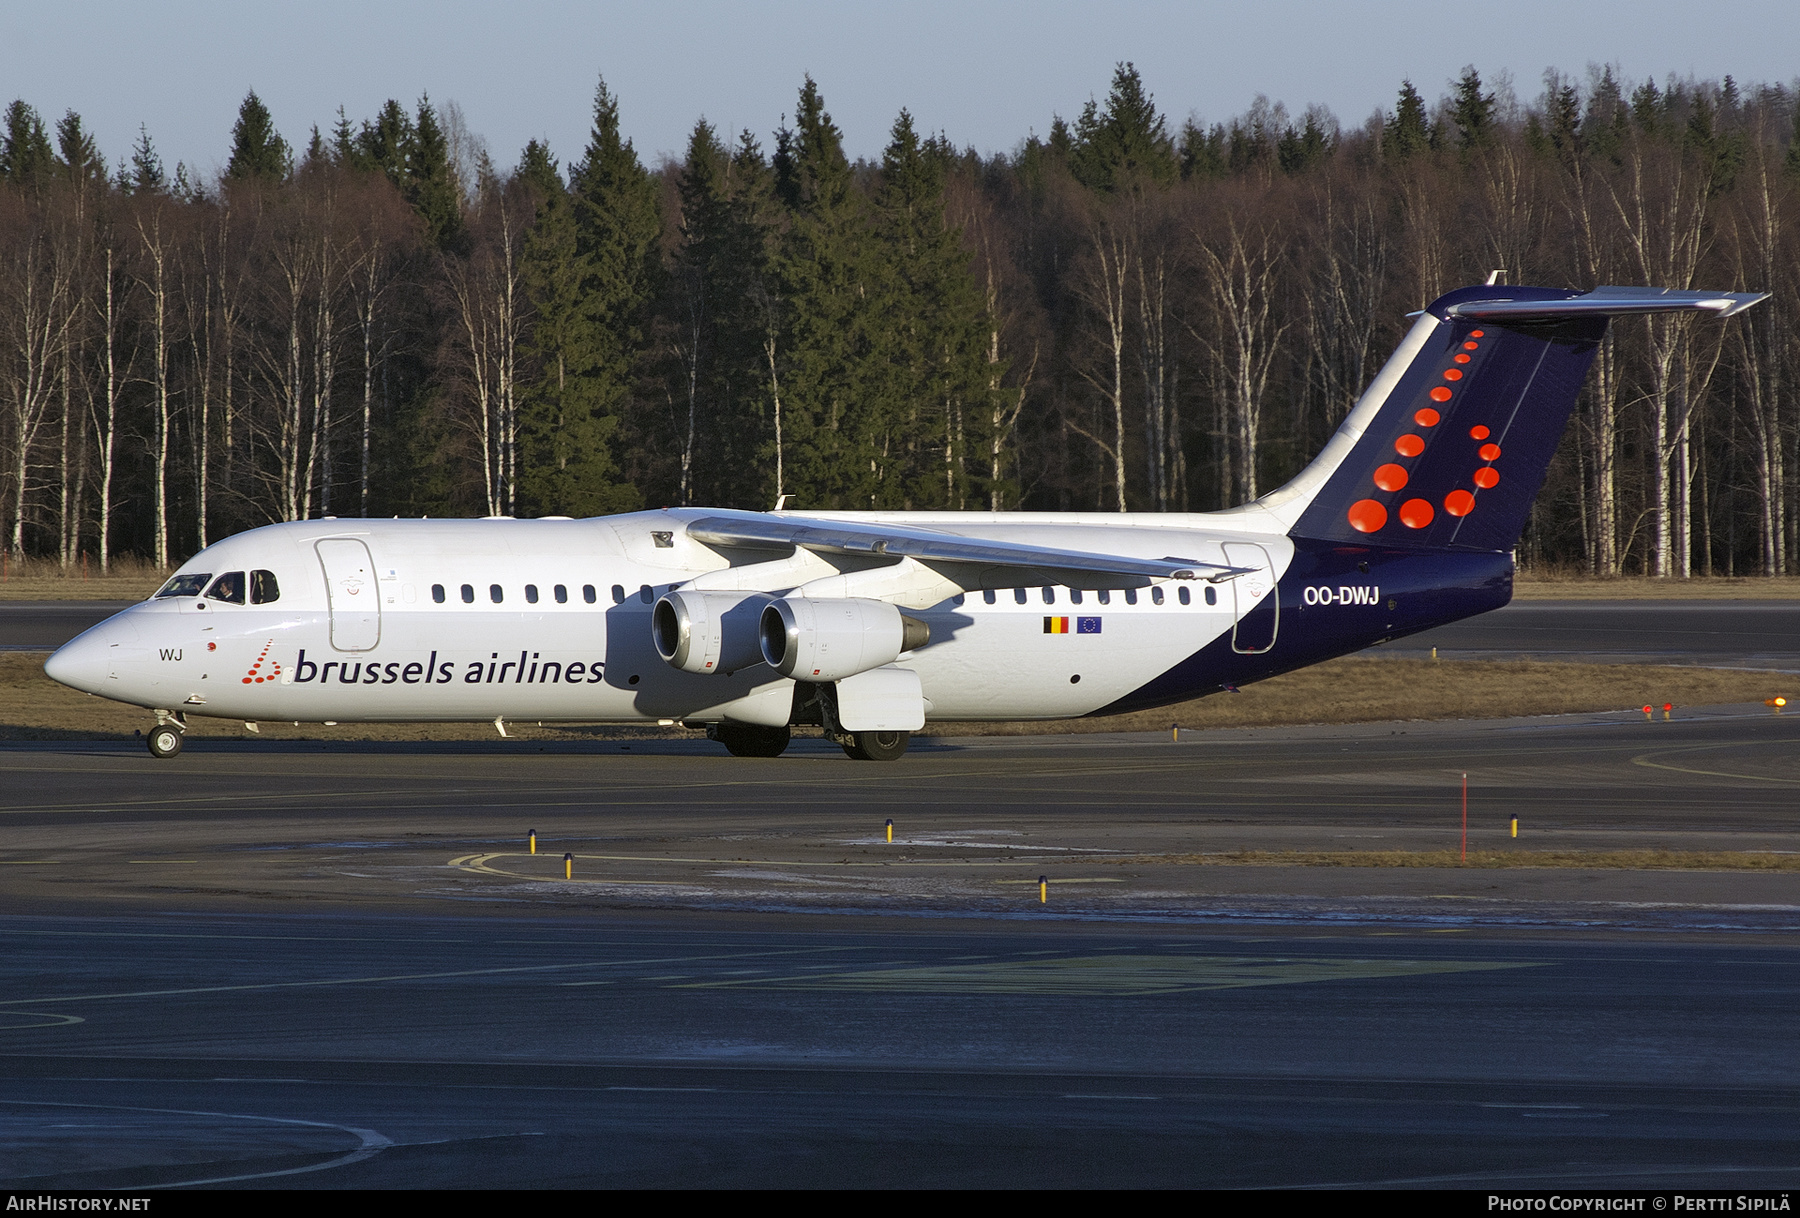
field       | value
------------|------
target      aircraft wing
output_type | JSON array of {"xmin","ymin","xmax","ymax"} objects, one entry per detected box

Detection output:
[{"xmin": 684, "ymin": 513, "xmax": 1252, "ymax": 584}]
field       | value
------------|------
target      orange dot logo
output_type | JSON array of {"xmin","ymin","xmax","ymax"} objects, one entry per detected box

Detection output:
[
  {"xmin": 1454, "ymin": 353, "xmax": 1471, "ymax": 364},
  {"xmin": 1348, "ymin": 500, "xmax": 1388, "ymax": 533},
  {"xmin": 1445, "ymin": 489, "xmax": 1476, "ymax": 516},
  {"xmin": 1473, "ymin": 467, "xmax": 1499, "ymax": 489},
  {"xmin": 1373, "ymin": 463, "xmax": 1409, "ymax": 492},
  {"xmin": 1470, "ymin": 425, "xmax": 1490, "ymax": 440},
  {"xmin": 1429, "ymin": 386, "xmax": 1452, "ymax": 403},
  {"xmin": 1470, "ymin": 330, "xmax": 1484, "ymax": 337},
  {"xmin": 1443, "ymin": 368, "xmax": 1463, "ymax": 381},
  {"xmin": 1479, "ymin": 442, "xmax": 1502, "ymax": 461},
  {"xmin": 1399, "ymin": 498, "xmax": 1435, "ymax": 529},
  {"xmin": 1414, "ymin": 407, "xmax": 1440, "ymax": 427},
  {"xmin": 1463, "ymin": 341, "xmax": 1480, "ymax": 351},
  {"xmin": 1395, "ymin": 434, "xmax": 1425, "ymax": 457}
]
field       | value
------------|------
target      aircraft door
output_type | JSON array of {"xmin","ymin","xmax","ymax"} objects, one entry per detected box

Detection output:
[
  {"xmin": 1223, "ymin": 542, "xmax": 1278, "ymax": 654},
  {"xmin": 316, "ymin": 538, "xmax": 381, "ymax": 651}
]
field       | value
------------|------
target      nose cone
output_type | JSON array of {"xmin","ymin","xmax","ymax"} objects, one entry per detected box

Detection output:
[{"xmin": 44, "ymin": 616, "xmax": 139, "ymax": 697}]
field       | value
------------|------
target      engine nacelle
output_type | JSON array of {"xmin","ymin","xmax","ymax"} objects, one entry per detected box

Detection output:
[
  {"xmin": 759, "ymin": 597, "xmax": 929, "ymax": 682},
  {"xmin": 652, "ymin": 590, "xmax": 771, "ymax": 674}
]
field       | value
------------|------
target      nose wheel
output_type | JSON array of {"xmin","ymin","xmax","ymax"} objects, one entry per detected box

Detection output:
[{"xmin": 147, "ymin": 723, "xmax": 184, "ymax": 758}]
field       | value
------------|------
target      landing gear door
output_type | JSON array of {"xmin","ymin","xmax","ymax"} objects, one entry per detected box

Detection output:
[
  {"xmin": 1223, "ymin": 542, "xmax": 1278, "ymax": 654},
  {"xmin": 316, "ymin": 538, "xmax": 381, "ymax": 652}
]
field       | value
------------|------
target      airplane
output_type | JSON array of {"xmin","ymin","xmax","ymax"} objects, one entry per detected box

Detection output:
[{"xmin": 45, "ymin": 283, "xmax": 1767, "ymax": 761}]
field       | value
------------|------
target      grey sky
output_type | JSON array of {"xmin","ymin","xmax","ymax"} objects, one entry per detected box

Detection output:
[{"xmin": 3, "ymin": 1, "xmax": 1796, "ymax": 179}]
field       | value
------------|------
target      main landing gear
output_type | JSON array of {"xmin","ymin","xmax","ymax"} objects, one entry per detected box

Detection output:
[
  {"xmin": 709, "ymin": 723, "xmax": 792, "ymax": 758},
  {"xmin": 146, "ymin": 714, "xmax": 185, "ymax": 759},
  {"xmin": 841, "ymin": 730, "xmax": 909, "ymax": 762}
]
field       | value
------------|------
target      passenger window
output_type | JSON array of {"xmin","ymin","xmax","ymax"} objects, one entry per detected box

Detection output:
[
  {"xmin": 250, "ymin": 570, "xmax": 280, "ymax": 604},
  {"xmin": 205, "ymin": 571, "xmax": 246, "ymax": 604},
  {"xmin": 610, "ymin": 585, "xmax": 623, "ymax": 604},
  {"xmin": 1204, "ymin": 586, "xmax": 1217, "ymax": 606},
  {"xmin": 951, "ymin": 593, "xmax": 965, "ymax": 607},
  {"xmin": 1124, "ymin": 589, "xmax": 1138, "ymax": 605},
  {"xmin": 432, "ymin": 584, "xmax": 446, "ymax": 604},
  {"xmin": 490, "ymin": 584, "xmax": 504, "ymax": 603},
  {"xmin": 585, "ymin": 585, "xmax": 598, "ymax": 604},
  {"xmin": 1041, "ymin": 587, "xmax": 1054, "ymax": 605},
  {"xmin": 461, "ymin": 584, "xmax": 474, "ymax": 603},
  {"xmin": 1070, "ymin": 589, "xmax": 1083, "ymax": 605},
  {"xmin": 1152, "ymin": 587, "xmax": 1165, "ymax": 605},
  {"xmin": 1178, "ymin": 586, "xmax": 1191, "ymax": 606},
  {"xmin": 1013, "ymin": 588, "xmax": 1027, "ymax": 605},
  {"xmin": 155, "ymin": 573, "xmax": 212, "ymax": 598},
  {"xmin": 639, "ymin": 585, "xmax": 653, "ymax": 604},
  {"xmin": 554, "ymin": 584, "xmax": 568, "ymax": 604},
  {"xmin": 525, "ymin": 584, "xmax": 539, "ymax": 604},
  {"xmin": 1097, "ymin": 590, "xmax": 1111, "ymax": 605},
  {"xmin": 982, "ymin": 589, "xmax": 996, "ymax": 605}
]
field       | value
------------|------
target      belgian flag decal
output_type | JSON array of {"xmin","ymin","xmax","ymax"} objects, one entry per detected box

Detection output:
[{"xmin": 1043, "ymin": 616, "xmax": 1069, "ymax": 634}]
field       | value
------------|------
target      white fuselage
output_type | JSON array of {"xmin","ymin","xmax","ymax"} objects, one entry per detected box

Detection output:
[{"xmin": 47, "ymin": 509, "xmax": 1293, "ymax": 725}]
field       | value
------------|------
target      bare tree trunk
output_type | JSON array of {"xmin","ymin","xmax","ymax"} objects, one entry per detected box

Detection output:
[
  {"xmin": 1192, "ymin": 214, "xmax": 1287, "ymax": 504},
  {"xmin": 134, "ymin": 211, "xmax": 174, "ymax": 567}
]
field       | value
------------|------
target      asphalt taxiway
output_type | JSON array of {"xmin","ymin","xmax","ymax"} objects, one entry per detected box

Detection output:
[{"xmin": 3, "ymin": 702, "xmax": 1800, "ymax": 1188}]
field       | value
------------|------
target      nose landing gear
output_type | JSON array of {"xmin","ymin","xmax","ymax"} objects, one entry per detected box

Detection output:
[{"xmin": 146, "ymin": 712, "xmax": 186, "ymax": 758}]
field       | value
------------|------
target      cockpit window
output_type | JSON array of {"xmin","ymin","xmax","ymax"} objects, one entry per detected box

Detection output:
[
  {"xmin": 154, "ymin": 573, "xmax": 212, "ymax": 598},
  {"xmin": 250, "ymin": 570, "xmax": 280, "ymax": 604},
  {"xmin": 205, "ymin": 572, "xmax": 246, "ymax": 604}
]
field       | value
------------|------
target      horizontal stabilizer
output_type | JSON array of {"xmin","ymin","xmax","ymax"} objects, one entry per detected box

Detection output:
[
  {"xmin": 1444, "ymin": 286, "xmax": 1768, "ymax": 321},
  {"xmin": 686, "ymin": 513, "xmax": 1251, "ymax": 583}
]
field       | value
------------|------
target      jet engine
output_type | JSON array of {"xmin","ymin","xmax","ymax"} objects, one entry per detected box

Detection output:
[
  {"xmin": 758, "ymin": 597, "xmax": 930, "ymax": 682},
  {"xmin": 652, "ymin": 590, "xmax": 771, "ymax": 674}
]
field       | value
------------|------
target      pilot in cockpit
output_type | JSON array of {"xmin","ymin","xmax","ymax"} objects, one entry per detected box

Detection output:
[{"xmin": 206, "ymin": 571, "xmax": 245, "ymax": 604}]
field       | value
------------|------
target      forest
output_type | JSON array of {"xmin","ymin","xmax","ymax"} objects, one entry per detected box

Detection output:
[{"xmin": 2, "ymin": 62, "xmax": 1798, "ymax": 577}]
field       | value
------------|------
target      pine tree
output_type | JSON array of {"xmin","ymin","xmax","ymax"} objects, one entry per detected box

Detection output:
[
  {"xmin": 773, "ymin": 76, "xmax": 883, "ymax": 508},
  {"xmin": 0, "ymin": 100, "xmax": 54, "ymax": 183},
  {"xmin": 1583, "ymin": 67, "xmax": 1628, "ymax": 163},
  {"xmin": 225, "ymin": 90, "xmax": 291, "ymax": 180},
  {"xmin": 357, "ymin": 100, "xmax": 412, "ymax": 184},
  {"xmin": 516, "ymin": 138, "xmax": 641, "ymax": 517},
  {"xmin": 1277, "ymin": 109, "xmax": 1332, "ymax": 174},
  {"xmin": 873, "ymin": 110, "xmax": 997, "ymax": 508},
  {"xmin": 55, "ymin": 111, "xmax": 103, "ymax": 185},
  {"xmin": 1450, "ymin": 66, "xmax": 1496, "ymax": 150},
  {"xmin": 1547, "ymin": 81, "xmax": 1582, "ymax": 162},
  {"xmin": 407, "ymin": 95, "xmax": 463, "ymax": 248},
  {"xmin": 126, "ymin": 126, "xmax": 164, "ymax": 195},
  {"xmin": 1383, "ymin": 81, "xmax": 1432, "ymax": 159},
  {"xmin": 1070, "ymin": 63, "xmax": 1178, "ymax": 192},
  {"xmin": 1786, "ymin": 100, "xmax": 1800, "ymax": 178},
  {"xmin": 561, "ymin": 77, "xmax": 659, "ymax": 507}
]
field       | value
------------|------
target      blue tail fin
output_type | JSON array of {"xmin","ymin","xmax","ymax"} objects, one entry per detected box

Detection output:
[{"xmin": 1288, "ymin": 284, "xmax": 1766, "ymax": 552}]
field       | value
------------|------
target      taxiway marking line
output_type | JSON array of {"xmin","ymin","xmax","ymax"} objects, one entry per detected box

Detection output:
[
  {"xmin": 0, "ymin": 946, "xmax": 856, "ymax": 1008},
  {"xmin": 450, "ymin": 852, "xmax": 1126, "ymax": 876},
  {"xmin": 0, "ymin": 1098, "xmax": 390, "ymax": 1188},
  {"xmin": 1630, "ymin": 740, "xmax": 1800, "ymax": 785}
]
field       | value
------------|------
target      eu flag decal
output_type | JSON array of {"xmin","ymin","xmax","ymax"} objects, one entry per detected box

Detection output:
[{"xmin": 1077, "ymin": 616, "xmax": 1102, "ymax": 634}]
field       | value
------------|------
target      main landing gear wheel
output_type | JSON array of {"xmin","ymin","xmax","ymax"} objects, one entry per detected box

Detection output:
[
  {"xmin": 146, "ymin": 724, "xmax": 184, "ymax": 759},
  {"xmin": 711, "ymin": 724, "xmax": 791, "ymax": 758},
  {"xmin": 842, "ymin": 730, "xmax": 909, "ymax": 762}
]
